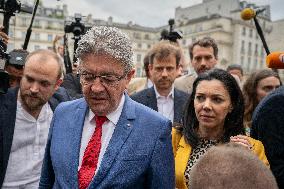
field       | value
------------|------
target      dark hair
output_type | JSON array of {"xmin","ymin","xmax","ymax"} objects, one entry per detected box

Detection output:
[
  {"xmin": 143, "ymin": 53, "xmax": 150, "ymax": 78},
  {"xmin": 242, "ymin": 69, "xmax": 282, "ymax": 128},
  {"xmin": 189, "ymin": 37, "xmax": 218, "ymax": 60},
  {"xmin": 149, "ymin": 40, "xmax": 181, "ymax": 67},
  {"xmin": 182, "ymin": 69, "xmax": 245, "ymax": 148},
  {"xmin": 227, "ymin": 64, "xmax": 243, "ymax": 76}
]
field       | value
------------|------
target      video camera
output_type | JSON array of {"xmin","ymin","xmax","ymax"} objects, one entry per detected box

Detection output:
[
  {"xmin": 160, "ymin": 19, "xmax": 183, "ymax": 43},
  {"xmin": 0, "ymin": 45, "xmax": 28, "ymax": 94},
  {"xmin": 64, "ymin": 13, "xmax": 86, "ymax": 39}
]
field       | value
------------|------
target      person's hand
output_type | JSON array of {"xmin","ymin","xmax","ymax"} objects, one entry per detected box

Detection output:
[
  {"xmin": 0, "ymin": 26, "xmax": 9, "ymax": 45},
  {"xmin": 230, "ymin": 135, "xmax": 253, "ymax": 150}
]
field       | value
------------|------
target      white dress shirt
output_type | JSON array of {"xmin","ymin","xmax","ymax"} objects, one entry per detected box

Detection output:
[
  {"xmin": 78, "ymin": 94, "xmax": 125, "ymax": 174},
  {"xmin": 3, "ymin": 100, "xmax": 53, "ymax": 188},
  {"xmin": 154, "ymin": 85, "xmax": 174, "ymax": 123}
]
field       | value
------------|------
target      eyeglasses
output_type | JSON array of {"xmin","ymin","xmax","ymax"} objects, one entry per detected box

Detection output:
[{"xmin": 79, "ymin": 71, "xmax": 126, "ymax": 87}]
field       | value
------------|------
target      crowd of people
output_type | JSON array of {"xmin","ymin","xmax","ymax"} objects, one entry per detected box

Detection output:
[{"xmin": 0, "ymin": 24, "xmax": 283, "ymax": 189}]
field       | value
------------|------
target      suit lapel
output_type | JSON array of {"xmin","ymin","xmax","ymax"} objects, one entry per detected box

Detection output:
[
  {"xmin": 92, "ymin": 95, "xmax": 136, "ymax": 187},
  {"xmin": 175, "ymin": 136, "xmax": 191, "ymax": 189},
  {"xmin": 174, "ymin": 89, "xmax": 184, "ymax": 123},
  {"xmin": 1, "ymin": 88, "xmax": 18, "ymax": 178},
  {"xmin": 146, "ymin": 87, "xmax": 158, "ymax": 111},
  {"xmin": 69, "ymin": 99, "xmax": 88, "ymax": 187}
]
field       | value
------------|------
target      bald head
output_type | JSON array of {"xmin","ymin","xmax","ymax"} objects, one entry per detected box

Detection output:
[
  {"xmin": 189, "ymin": 143, "xmax": 278, "ymax": 189},
  {"xmin": 25, "ymin": 49, "xmax": 63, "ymax": 80}
]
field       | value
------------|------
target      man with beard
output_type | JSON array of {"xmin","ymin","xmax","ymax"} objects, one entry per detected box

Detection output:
[
  {"xmin": 131, "ymin": 41, "xmax": 189, "ymax": 124},
  {"xmin": 39, "ymin": 26, "xmax": 174, "ymax": 189},
  {"xmin": 174, "ymin": 37, "xmax": 218, "ymax": 94},
  {"xmin": 0, "ymin": 49, "xmax": 70, "ymax": 188}
]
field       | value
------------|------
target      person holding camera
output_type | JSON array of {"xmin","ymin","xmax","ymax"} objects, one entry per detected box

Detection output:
[{"xmin": 4, "ymin": 49, "xmax": 28, "ymax": 88}]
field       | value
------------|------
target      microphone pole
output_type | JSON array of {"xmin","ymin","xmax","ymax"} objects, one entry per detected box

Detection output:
[
  {"xmin": 252, "ymin": 14, "xmax": 277, "ymax": 73},
  {"xmin": 23, "ymin": 0, "xmax": 39, "ymax": 50},
  {"xmin": 253, "ymin": 17, "xmax": 270, "ymax": 55}
]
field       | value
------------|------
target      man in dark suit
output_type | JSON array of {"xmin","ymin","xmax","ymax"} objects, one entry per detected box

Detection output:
[
  {"xmin": 39, "ymin": 26, "xmax": 174, "ymax": 189},
  {"xmin": 131, "ymin": 41, "xmax": 189, "ymax": 123},
  {"xmin": 251, "ymin": 86, "xmax": 284, "ymax": 189},
  {"xmin": 0, "ymin": 49, "xmax": 70, "ymax": 188}
]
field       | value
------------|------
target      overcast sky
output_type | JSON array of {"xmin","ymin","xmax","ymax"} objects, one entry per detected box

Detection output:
[{"xmin": 45, "ymin": 0, "xmax": 282, "ymax": 27}]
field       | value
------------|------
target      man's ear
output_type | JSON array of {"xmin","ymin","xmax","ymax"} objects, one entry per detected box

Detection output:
[
  {"xmin": 54, "ymin": 79, "xmax": 63, "ymax": 91},
  {"xmin": 125, "ymin": 69, "xmax": 135, "ymax": 88}
]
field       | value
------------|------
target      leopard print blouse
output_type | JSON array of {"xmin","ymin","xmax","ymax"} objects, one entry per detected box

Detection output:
[{"xmin": 184, "ymin": 139, "xmax": 219, "ymax": 188}]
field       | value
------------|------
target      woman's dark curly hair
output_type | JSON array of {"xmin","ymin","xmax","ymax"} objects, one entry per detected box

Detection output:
[{"xmin": 182, "ymin": 69, "xmax": 245, "ymax": 148}]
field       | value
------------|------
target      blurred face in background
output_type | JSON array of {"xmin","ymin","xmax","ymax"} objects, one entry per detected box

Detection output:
[
  {"xmin": 5, "ymin": 64, "xmax": 23, "ymax": 88},
  {"xmin": 228, "ymin": 69, "xmax": 243, "ymax": 81},
  {"xmin": 149, "ymin": 54, "xmax": 179, "ymax": 96},
  {"xmin": 256, "ymin": 76, "xmax": 281, "ymax": 103},
  {"xmin": 191, "ymin": 45, "xmax": 217, "ymax": 75}
]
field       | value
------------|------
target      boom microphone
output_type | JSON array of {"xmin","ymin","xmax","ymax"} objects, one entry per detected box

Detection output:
[
  {"xmin": 241, "ymin": 8, "xmax": 266, "ymax": 20},
  {"xmin": 266, "ymin": 52, "xmax": 284, "ymax": 69}
]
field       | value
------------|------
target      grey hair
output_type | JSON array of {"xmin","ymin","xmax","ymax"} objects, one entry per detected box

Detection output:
[{"xmin": 76, "ymin": 26, "xmax": 134, "ymax": 73}]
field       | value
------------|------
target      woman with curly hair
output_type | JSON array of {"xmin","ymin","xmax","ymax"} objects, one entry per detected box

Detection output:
[
  {"xmin": 172, "ymin": 69, "xmax": 269, "ymax": 189},
  {"xmin": 243, "ymin": 69, "xmax": 281, "ymax": 135}
]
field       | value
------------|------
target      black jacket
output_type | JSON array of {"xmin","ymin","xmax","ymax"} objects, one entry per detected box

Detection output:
[{"xmin": 251, "ymin": 86, "xmax": 284, "ymax": 189}]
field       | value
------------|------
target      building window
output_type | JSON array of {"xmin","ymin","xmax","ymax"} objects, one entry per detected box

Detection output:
[
  {"xmin": 242, "ymin": 27, "xmax": 246, "ymax": 36},
  {"xmin": 35, "ymin": 33, "xmax": 40, "ymax": 41},
  {"xmin": 47, "ymin": 34, "xmax": 53, "ymax": 42},
  {"xmin": 182, "ymin": 39, "xmax": 186, "ymax": 46},
  {"xmin": 192, "ymin": 37, "xmax": 196, "ymax": 43},
  {"xmin": 34, "ymin": 20, "xmax": 41, "ymax": 28},
  {"xmin": 218, "ymin": 4, "xmax": 221, "ymax": 10},
  {"xmin": 248, "ymin": 42, "xmax": 252, "ymax": 55},
  {"xmin": 255, "ymin": 44, "xmax": 258, "ymax": 56},
  {"xmin": 197, "ymin": 24, "xmax": 203, "ymax": 32},
  {"xmin": 133, "ymin": 33, "xmax": 141, "ymax": 39},
  {"xmin": 47, "ymin": 21, "xmax": 53, "ymax": 29},
  {"xmin": 241, "ymin": 40, "xmax": 245, "ymax": 53},
  {"xmin": 137, "ymin": 43, "xmax": 142, "ymax": 48},
  {"xmin": 144, "ymin": 34, "xmax": 150, "ymax": 40},
  {"xmin": 240, "ymin": 56, "xmax": 244, "ymax": 65},
  {"xmin": 249, "ymin": 29, "xmax": 253, "ymax": 37},
  {"xmin": 21, "ymin": 32, "xmax": 26, "ymax": 38},
  {"xmin": 21, "ymin": 18, "xmax": 27, "ymax": 27},
  {"xmin": 137, "ymin": 54, "xmax": 142, "ymax": 63},
  {"xmin": 147, "ymin": 44, "xmax": 151, "ymax": 49},
  {"xmin": 136, "ymin": 67, "xmax": 142, "ymax": 77},
  {"xmin": 34, "ymin": 45, "xmax": 40, "ymax": 50},
  {"xmin": 254, "ymin": 58, "xmax": 258, "ymax": 69}
]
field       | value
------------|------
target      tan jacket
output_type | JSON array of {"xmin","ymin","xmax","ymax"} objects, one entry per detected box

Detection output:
[{"xmin": 174, "ymin": 74, "xmax": 197, "ymax": 94}]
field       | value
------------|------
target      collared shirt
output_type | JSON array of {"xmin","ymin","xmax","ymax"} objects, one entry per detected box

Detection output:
[
  {"xmin": 154, "ymin": 85, "xmax": 174, "ymax": 123},
  {"xmin": 3, "ymin": 100, "xmax": 53, "ymax": 188},
  {"xmin": 78, "ymin": 94, "xmax": 125, "ymax": 174},
  {"xmin": 147, "ymin": 79, "xmax": 153, "ymax": 89}
]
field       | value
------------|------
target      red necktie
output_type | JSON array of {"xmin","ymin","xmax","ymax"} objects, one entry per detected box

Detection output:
[{"xmin": 78, "ymin": 115, "xmax": 108, "ymax": 189}]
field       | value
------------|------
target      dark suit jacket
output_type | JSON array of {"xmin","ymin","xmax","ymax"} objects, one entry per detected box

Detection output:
[
  {"xmin": 251, "ymin": 86, "xmax": 284, "ymax": 189},
  {"xmin": 39, "ymin": 94, "xmax": 174, "ymax": 189},
  {"xmin": 61, "ymin": 73, "xmax": 83, "ymax": 99},
  {"xmin": 0, "ymin": 87, "xmax": 71, "ymax": 187},
  {"xmin": 130, "ymin": 86, "xmax": 189, "ymax": 123}
]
